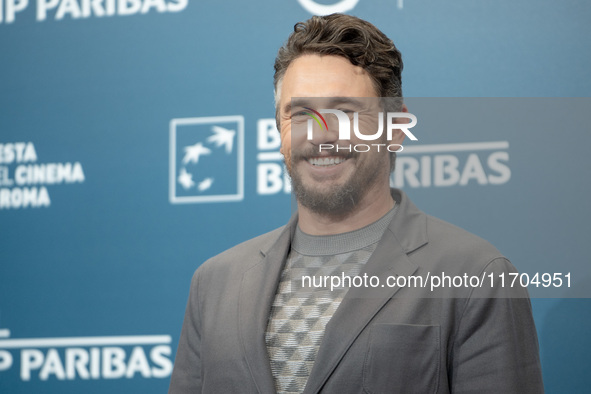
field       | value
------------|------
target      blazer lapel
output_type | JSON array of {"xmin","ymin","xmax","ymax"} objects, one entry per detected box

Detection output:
[
  {"xmin": 238, "ymin": 217, "xmax": 297, "ymax": 393},
  {"xmin": 303, "ymin": 189, "xmax": 428, "ymax": 393}
]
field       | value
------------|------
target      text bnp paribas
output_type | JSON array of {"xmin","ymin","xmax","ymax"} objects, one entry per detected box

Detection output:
[{"xmin": 0, "ymin": 0, "xmax": 188, "ymax": 24}]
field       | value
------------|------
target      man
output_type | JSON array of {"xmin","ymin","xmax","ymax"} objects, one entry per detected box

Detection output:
[{"xmin": 169, "ymin": 14, "xmax": 544, "ymax": 393}]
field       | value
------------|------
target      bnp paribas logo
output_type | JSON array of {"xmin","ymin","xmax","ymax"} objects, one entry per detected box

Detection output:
[{"xmin": 169, "ymin": 116, "xmax": 244, "ymax": 204}]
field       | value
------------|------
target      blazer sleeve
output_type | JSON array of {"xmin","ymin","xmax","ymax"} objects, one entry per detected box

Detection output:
[
  {"xmin": 450, "ymin": 258, "xmax": 544, "ymax": 393},
  {"xmin": 169, "ymin": 269, "xmax": 203, "ymax": 393}
]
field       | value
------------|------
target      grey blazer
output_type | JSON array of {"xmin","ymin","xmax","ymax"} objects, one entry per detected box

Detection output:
[{"xmin": 169, "ymin": 189, "xmax": 544, "ymax": 393}]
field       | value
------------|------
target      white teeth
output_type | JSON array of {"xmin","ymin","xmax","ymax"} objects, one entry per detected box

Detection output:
[{"xmin": 308, "ymin": 157, "xmax": 346, "ymax": 166}]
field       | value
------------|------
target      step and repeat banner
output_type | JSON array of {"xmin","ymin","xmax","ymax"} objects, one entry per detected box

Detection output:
[{"xmin": 1, "ymin": 0, "xmax": 590, "ymax": 392}]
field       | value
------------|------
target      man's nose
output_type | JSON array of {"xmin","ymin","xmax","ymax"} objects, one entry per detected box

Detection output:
[{"xmin": 308, "ymin": 117, "xmax": 340, "ymax": 146}]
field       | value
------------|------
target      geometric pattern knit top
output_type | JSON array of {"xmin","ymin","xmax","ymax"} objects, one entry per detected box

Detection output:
[{"xmin": 264, "ymin": 206, "xmax": 397, "ymax": 393}]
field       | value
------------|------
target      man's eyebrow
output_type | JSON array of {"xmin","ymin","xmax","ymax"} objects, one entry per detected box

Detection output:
[
  {"xmin": 284, "ymin": 97, "xmax": 367, "ymax": 114},
  {"xmin": 328, "ymin": 97, "xmax": 365, "ymax": 107},
  {"xmin": 284, "ymin": 101, "xmax": 313, "ymax": 114},
  {"xmin": 282, "ymin": 103, "xmax": 292, "ymax": 116}
]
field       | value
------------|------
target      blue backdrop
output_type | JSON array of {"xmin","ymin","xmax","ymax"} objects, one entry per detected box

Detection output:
[{"xmin": 1, "ymin": 0, "xmax": 590, "ymax": 392}]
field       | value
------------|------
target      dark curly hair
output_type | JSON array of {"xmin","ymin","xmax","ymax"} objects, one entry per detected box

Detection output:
[{"xmin": 274, "ymin": 14, "xmax": 403, "ymax": 106}]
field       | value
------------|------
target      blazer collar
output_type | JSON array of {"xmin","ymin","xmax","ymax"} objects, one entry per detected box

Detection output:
[
  {"xmin": 239, "ymin": 188, "xmax": 428, "ymax": 393},
  {"xmin": 238, "ymin": 215, "xmax": 297, "ymax": 393},
  {"xmin": 387, "ymin": 187, "xmax": 428, "ymax": 254}
]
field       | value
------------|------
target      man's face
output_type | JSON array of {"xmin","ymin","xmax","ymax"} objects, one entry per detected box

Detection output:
[{"xmin": 278, "ymin": 54, "xmax": 400, "ymax": 216}]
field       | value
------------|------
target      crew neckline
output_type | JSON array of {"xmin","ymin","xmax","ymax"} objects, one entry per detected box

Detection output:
[{"xmin": 292, "ymin": 205, "xmax": 398, "ymax": 256}]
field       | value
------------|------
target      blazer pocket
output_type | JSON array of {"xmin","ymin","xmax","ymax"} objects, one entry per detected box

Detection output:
[{"xmin": 362, "ymin": 323, "xmax": 440, "ymax": 394}]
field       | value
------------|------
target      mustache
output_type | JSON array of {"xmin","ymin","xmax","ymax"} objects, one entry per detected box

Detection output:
[{"xmin": 291, "ymin": 146, "xmax": 359, "ymax": 162}]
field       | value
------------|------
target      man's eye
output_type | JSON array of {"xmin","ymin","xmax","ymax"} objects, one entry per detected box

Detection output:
[
  {"xmin": 291, "ymin": 111, "xmax": 311, "ymax": 120},
  {"xmin": 291, "ymin": 111, "xmax": 310, "ymax": 124}
]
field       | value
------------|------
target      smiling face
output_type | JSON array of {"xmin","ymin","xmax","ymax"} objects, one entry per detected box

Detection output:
[{"xmin": 278, "ymin": 54, "xmax": 400, "ymax": 216}]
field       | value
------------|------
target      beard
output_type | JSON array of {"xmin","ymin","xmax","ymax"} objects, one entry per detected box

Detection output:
[{"xmin": 286, "ymin": 145, "xmax": 386, "ymax": 218}]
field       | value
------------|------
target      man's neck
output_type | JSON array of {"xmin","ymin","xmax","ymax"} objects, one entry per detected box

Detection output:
[{"xmin": 296, "ymin": 185, "xmax": 395, "ymax": 236}]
